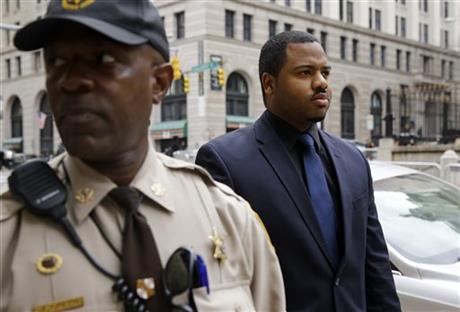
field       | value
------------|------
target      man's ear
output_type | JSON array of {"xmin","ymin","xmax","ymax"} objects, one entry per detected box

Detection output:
[
  {"xmin": 151, "ymin": 63, "xmax": 173, "ymax": 105},
  {"xmin": 261, "ymin": 72, "xmax": 274, "ymax": 96}
]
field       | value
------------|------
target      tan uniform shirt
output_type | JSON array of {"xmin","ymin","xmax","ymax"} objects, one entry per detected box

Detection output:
[{"xmin": 1, "ymin": 144, "xmax": 285, "ymax": 312}]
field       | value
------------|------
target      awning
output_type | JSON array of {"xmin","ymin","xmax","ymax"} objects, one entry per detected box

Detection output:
[
  {"xmin": 226, "ymin": 115, "xmax": 255, "ymax": 129},
  {"xmin": 151, "ymin": 120, "xmax": 187, "ymax": 140},
  {"xmin": 3, "ymin": 137, "xmax": 23, "ymax": 150}
]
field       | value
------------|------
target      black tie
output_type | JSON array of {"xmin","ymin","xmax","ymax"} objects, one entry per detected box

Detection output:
[{"xmin": 110, "ymin": 187, "xmax": 170, "ymax": 311}]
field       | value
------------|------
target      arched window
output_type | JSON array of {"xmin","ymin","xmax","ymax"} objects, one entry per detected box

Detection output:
[
  {"xmin": 162, "ymin": 76, "xmax": 187, "ymax": 121},
  {"xmin": 371, "ymin": 92, "xmax": 383, "ymax": 142},
  {"xmin": 226, "ymin": 73, "xmax": 248, "ymax": 116},
  {"xmin": 11, "ymin": 97, "xmax": 22, "ymax": 138},
  {"xmin": 39, "ymin": 93, "xmax": 54, "ymax": 156},
  {"xmin": 340, "ymin": 87, "xmax": 355, "ymax": 139}
]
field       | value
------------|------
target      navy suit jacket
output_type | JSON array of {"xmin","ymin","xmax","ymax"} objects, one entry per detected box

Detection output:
[{"xmin": 196, "ymin": 111, "xmax": 400, "ymax": 311}]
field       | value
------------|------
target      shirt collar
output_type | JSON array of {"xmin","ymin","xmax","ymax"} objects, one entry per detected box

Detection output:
[
  {"xmin": 265, "ymin": 110, "xmax": 301, "ymax": 151},
  {"xmin": 64, "ymin": 140, "xmax": 175, "ymax": 224}
]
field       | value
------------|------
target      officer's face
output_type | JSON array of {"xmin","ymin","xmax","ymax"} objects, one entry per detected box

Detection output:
[
  {"xmin": 264, "ymin": 42, "xmax": 332, "ymax": 132},
  {"xmin": 44, "ymin": 24, "xmax": 172, "ymax": 163}
]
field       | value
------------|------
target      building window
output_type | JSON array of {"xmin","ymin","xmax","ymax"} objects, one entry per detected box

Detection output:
[
  {"xmin": 443, "ymin": 30, "xmax": 449, "ymax": 48},
  {"xmin": 320, "ymin": 31, "xmax": 327, "ymax": 53},
  {"xmin": 11, "ymin": 97, "xmax": 23, "ymax": 138},
  {"xmin": 396, "ymin": 49, "xmax": 401, "ymax": 70},
  {"xmin": 369, "ymin": 8, "xmax": 373, "ymax": 29},
  {"xmin": 339, "ymin": 0, "xmax": 343, "ymax": 20},
  {"xmin": 340, "ymin": 87, "xmax": 355, "ymax": 139},
  {"xmin": 5, "ymin": 0, "xmax": 9, "ymax": 13},
  {"xmin": 401, "ymin": 0, "xmax": 405, "ymax": 4},
  {"xmin": 243, "ymin": 14, "xmax": 252, "ymax": 41},
  {"xmin": 406, "ymin": 51, "xmax": 411, "ymax": 72},
  {"xmin": 284, "ymin": 23, "xmax": 292, "ymax": 32},
  {"xmin": 161, "ymin": 16, "xmax": 165, "ymax": 27},
  {"xmin": 375, "ymin": 9, "xmax": 381, "ymax": 31},
  {"xmin": 401, "ymin": 17, "xmax": 406, "ymax": 38},
  {"xmin": 225, "ymin": 10, "xmax": 235, "ymax": 38},
  {"xmin": 285, "ymin": 0, "xmax": 291, "ymax": 6},
  {"xmin": 422, "ymin": 0, "xmax": 428, "ymax": 12},
  {"xmin": 346, "ymin": 1, "xmax": 353, "ymax": 23},
  {"xmin": 370, "ymin": 92, "xmax": 383, "ymax": 142},
  {"xmin": 39, "ymin": 94, "xmax": 53, "ymax": 157},
  {"xmin": 441, "ymin": 59, "xmax": 446, "ymax": 78},
  {"xmin": 162, "ymin": 78, "xmax": 187, "ymax": 121},
  {"xmin": 175, "ymin": 11, "xmax": 185, "ymax": 39},
  {"xmin": 395, "ymin": 15, "xmax": 399, "ymax": 36},
  {"xmin": 423, "ymin": 24, "xmax": 428, "ymax": 43},
  {"xmin": 340, "ymin": 36, "xmax": 347, "ymax": 60},
  {"xmin": 380, "ymin": 46, "xmax": 386, "ymax": 67},
  {"xmin": 15, "ymin": 56, "xmax": 21, "ymax": 76},
  {"xmin": 418, "ymin": 22, "xmax": 422, "ymax": 41},
  {"xmin": 226, "ymin": 72, "xmax": 249, "ymax": 117},
  {"xmin": 16, "ymin": 0, "xmax": 19, "ymax": 9},
  {"xmin": 5, "ymin": 59, "xmax": 11, "ymax": 79},
  {"xmin": 370, "ymin": 43, "xmax": 376, "ymax": 65},
  {"xmin": 269, "ymin": 20, "xmax": 277, "ymax": 38},
  {"xmin": 449, "ymin": 61, "xmax": 454, "ymax": 80},
  {"xmin": 306, "ymin": 0, "xmax": 311, "ymax": 12},
  {"xmin": 352, "ymin": 39, "xmax": 358, "ymax": 62},
  {"xmin": 5, "ymin": 30, "xmax": 10, "ymax": 46},
  {"xmin": 33, "ymin": 51, "xmax": 42, "ymax": 72},
  {"xmin": 422, "ymin": 55, "xmax": 431, "ymax": 74},
  {"xmin": 306, "ymin": 28, "xmax": 315, "ymax": 35},
  {"xmin": 444, "ymin": 1, "xmax": 449, "ymax": 18},
  {"xmin": 314, "ymin": 0, "xmax": 322, "ymax": 15}
]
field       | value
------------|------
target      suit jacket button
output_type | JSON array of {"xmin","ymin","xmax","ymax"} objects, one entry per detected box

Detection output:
[{"xmin": 334, "ymin": 278, "xmax": 340, "ymax": 286}]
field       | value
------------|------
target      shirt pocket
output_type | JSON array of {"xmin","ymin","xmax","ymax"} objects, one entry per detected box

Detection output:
[{"xmin": 193, "ymin": 280, "xmax": 255, "ymax": 312}]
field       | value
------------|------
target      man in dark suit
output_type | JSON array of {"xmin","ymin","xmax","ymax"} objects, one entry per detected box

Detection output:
[{"xmin": 196, "ymin": 31, "xmax": 400, "ymax": 311}]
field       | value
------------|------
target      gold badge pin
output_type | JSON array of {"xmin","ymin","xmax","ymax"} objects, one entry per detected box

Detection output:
[
  {"xmin": 151, "ymin": 183, "xmax": 166, "ymax": 197},
  {"xmin": 62, "ymin": 0, "xmax": 95, "ymax": 11},
  {"xmin": 136, "ymin": 278, "xmax": 156, "ymax": 300},
  {"xmin": 36, "ymin": 253, "xmax": 63, "ymax": 275},
  {"xmin": 209, "ymin": 227, "xmax": 226, "ymax": 262},
  {"xmin": 75, "ymin": 187, "xmax": 94, "ymax": 204}
]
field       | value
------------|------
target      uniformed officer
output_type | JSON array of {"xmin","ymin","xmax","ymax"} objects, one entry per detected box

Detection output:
[{"xmin": 0, "ymin": 1, "xmax": 286, "ymax": 311}]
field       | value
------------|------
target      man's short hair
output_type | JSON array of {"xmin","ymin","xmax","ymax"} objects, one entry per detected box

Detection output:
[{"xmin": 258, "ymin": 31, "xmax": 320, "ymax": 105}]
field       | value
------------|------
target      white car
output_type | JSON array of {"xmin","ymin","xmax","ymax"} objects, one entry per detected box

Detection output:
[{"xmin": 370, "ymin": 161, "xmax": 460, "ymax": 311}]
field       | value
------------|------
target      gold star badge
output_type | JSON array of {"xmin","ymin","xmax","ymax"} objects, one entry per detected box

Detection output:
[
  {"xmin": 36, "ymin": 253, "xmax": 63, "ymax": 275},
  {"xmin": 75, "ymin": 187, "xmax": 94, "ymax": 204},
  {"xmin": 151, "ymin": 183, "xmax": 166, "ymax": 197},
  {"xmin": 209, "ymin": 227, "xmax": 226, "ymax": 262},
  {"xmin": 136, "ymin": 278, "xmax": 155, "ymax": 300}
]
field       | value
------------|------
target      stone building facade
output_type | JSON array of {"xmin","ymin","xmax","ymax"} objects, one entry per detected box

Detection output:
[{"xmin": 1, "ymin": 0, "xmax": 459, "ymax": 155}]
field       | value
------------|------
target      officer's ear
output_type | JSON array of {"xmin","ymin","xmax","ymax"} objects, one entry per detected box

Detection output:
[
  {"xmin": 151, "ymin": 63, "xmax": 173, "ymax": 105},
  {"xmin": 261, "ymin": 72, "xmax": 275, "ymax": 96}
]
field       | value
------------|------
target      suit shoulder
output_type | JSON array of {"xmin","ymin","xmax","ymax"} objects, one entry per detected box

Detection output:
[
  {"xmin": 205, "ymin": 126, "xmax": 254, "ymax": 148},
  {"xmin": 322, "ymin": 132, "xmax": 365, "ymax": 156}
]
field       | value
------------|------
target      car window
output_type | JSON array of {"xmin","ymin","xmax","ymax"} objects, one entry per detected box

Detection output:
[{"xmin": 374, "ymin": 173, "xmax": 460, "ymax": 264}]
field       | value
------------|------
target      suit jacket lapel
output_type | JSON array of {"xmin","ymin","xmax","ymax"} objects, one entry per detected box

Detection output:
[
  {"xmin": 254, "ymin": 113, "xmax": 336, "ymax": 269},
  {"xmin": 319, "ymin": 131, "xmax": 354, "ymax": 274}
]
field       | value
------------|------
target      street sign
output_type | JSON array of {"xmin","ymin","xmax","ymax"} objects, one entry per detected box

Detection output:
[{"xmin": 191, "ymin": 61, "xmax": 218, "ymax": 73}]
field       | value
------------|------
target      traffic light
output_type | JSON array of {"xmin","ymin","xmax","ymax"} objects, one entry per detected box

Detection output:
[
  {"xmin": 217, "ymin": 68, "xmax": 225, "ymax": 86},
  {"xmin": 183, "ymin": 75, "xmax": 190, "ymax": 93},
  {"xmin": 171, "ymin": 57, "xmax": 181, "ymax": 80}
]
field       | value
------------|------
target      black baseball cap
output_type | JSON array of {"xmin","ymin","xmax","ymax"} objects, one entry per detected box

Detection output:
[{"xmin": 14, "ymin": 0, "xmax": 169, "ymax": 61}]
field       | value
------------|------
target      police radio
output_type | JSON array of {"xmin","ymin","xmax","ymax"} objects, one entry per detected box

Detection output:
[{"xmin": 8, "ymin": 160, "xmax": 151, "ymax": 312}]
